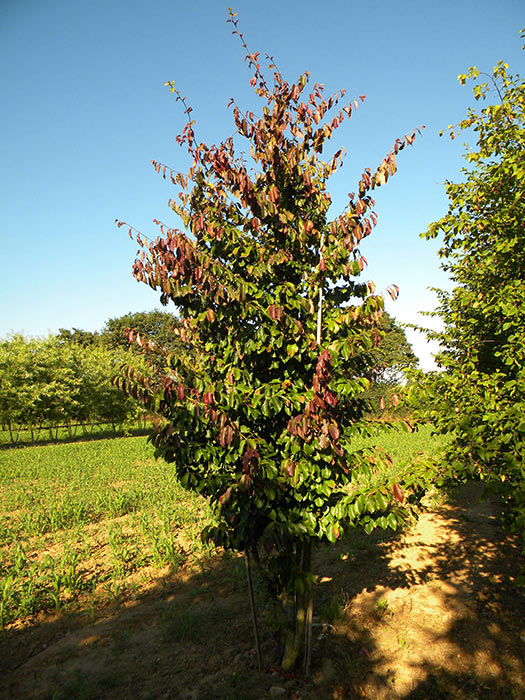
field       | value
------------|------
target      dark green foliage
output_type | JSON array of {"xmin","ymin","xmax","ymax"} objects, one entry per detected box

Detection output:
[
  {"xmin": 363, "ymin": 312, "xmax": 417, "ymax": 413},
  {"xmin": 103, "ymin": 310, "xmax": 184, "ymax": 353},
  {"xmin": 367, "ymin": 312, "xmax": 417, "ymax": 385},
  {"xmin": 57, "ymin": 328, "xmax": 102, "ymax": 347},
  {"xmin": 0, "ymin": 335, "xmax": 143, "ymax": 442}
]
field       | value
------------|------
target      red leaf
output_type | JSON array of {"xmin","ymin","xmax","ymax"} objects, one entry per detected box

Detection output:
[
  {"xmin": 329, "ymin": 424, "xmax": 340, "ymax": 441},
  {"xmin": 393, "ymin": 483, "xmax": 404, "ymax": 503},
  {"xmin": 219, "ymin": 425, "xmax": 234, "ymax": 447},
  {"xmin": 219, "ymin": 485, "xmax": 233, "ymax": 506},
  {"xmin": 202, "ymin": 391, "xmax": 215, "ymax": 406},
  {"xmin": 268, "ymin": 304, "xmax": 283, "ymax": 321},
  {"xmin": 318, "ymin": 434, "xmax": 330, "ymax": 449}
]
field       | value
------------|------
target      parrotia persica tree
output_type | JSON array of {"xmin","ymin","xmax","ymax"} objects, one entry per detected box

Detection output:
[
  {"xmin": 116, "ymin": 10, "xmax": 429, "ymax": 670},
  {"xmin": 416, "ymin": 43, "xmax": 525, "ymax": 576}
]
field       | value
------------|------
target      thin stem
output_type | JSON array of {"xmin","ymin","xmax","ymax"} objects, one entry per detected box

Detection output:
[
  {"xmin": 245, "ymin": 552, "xmax": 262, "ymax": 670},
  {"xmin": 303, "ymin": 539, "xmax": 314, "ymax": 674},
  {"xmin": 317, "ymin": 234, "xmax": 325, "ymax": 345}
]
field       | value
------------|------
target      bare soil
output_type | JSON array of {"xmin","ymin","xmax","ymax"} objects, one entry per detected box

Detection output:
[{"xmin": 1, "ymin": 482, "xmax": 524, "ymax": 700}]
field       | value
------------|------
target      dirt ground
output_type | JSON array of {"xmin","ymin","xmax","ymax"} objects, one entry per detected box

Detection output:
[{"xmin": 1, "ymin": 482, "xmax": 524, "ymax": 700}]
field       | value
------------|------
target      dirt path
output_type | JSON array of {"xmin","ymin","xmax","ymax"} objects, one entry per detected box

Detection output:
[{"xmin": 1, "ymin": 482, "xmax": 524, "ymax": 700}]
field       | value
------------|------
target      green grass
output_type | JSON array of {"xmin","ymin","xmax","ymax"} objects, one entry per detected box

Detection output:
[
  {"xmin": 0, "ymin": 436, "xmax": 211, "ymax": 628},
  {"xmin": 347, "ymin": 422, "xmax": 450, "ymax": 491},
  {"xmin": 351, "ymin": 422, "xmax": 448, "ymax": 462},
  {"xmin": 0, "ymin": 424, "xmax": 446, "ymax": 630}
]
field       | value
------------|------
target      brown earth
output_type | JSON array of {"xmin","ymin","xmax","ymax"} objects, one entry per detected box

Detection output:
[{"xmin": 1, "ymin": 482, "xmax": 524, "ymax": 700}]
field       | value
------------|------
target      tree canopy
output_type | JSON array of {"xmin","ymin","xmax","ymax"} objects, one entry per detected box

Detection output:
[
  {"xmin": 0, "ymin": 335, "xmax": 142, "ymax": 441},
  {"xmin": 366, "ymin": 312, "xmax": 417, "ymax": 385},
  {"xmin": 103, "ymin": 310, "xmax": 183, "ymax": 352}
]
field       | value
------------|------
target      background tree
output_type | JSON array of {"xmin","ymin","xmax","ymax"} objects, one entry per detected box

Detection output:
[
  {"xmin": 56, "ymin": 328, "xmax": 101, "ymax": 347},
  {"xmin": 363, "ymin": 312, "xmax": 417, "ymax": 414},
  {"xmin": 415, "ymin": 45, "xmax": 525, "ymax": 575},
  {"xmin": 117, "ymin": 10, "xmax": 430, "ymax": 670},
  {"xmin": 368, "ymin": 312, "xmax": 418, "ymax": 385},
  {"xmin": 103, "ymin": 310, "xmax": 183, "ymax": 352},
  {"xmin": 0, "ymin": 334, "xmax": 142, "ymax": 442}
]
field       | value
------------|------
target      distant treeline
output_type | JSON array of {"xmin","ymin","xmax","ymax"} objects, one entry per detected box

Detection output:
[{"xmin": 0, "ymin": 311, "xmax": 181, "ymax": 444}]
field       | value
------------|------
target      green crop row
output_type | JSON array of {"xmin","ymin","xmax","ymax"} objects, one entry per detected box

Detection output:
[{"xmin": 0, "ymin": 436, "xmax": 213, "ymax": 629}]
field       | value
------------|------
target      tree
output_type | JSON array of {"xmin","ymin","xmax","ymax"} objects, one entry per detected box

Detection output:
[
  {"xmin": 0, "ymin": 334, "xmax": 141, "ymax": 442},
  {"xmin": 362, "ymin": 312, "xmax": 417, "ymax": 414},
  {"xmin": 368, "ymin": 312, "xmax": 417, "ymax": 385},
  {"xmin": 57, "ymin": 327, "xmax": 101, "ymax": 347},
  {"xmin": 0, "ymin": 335, "xmax": 42, "ymax": 440},
  {"xmin": 416, "ymin": 44, "xmax": 525, "ymax": 575},
  {"xmin": 117, "ymin": 10, "xmax": 430, "ymax": 670},
  {"xmin": 103, "ymin": 310, "xmax": 183, "ymax": 352}
]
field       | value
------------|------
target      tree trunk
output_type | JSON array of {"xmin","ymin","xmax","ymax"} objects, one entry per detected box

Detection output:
[{"xmin": 281, "ymin": 539, "xmax": 314, "ymax": 672}]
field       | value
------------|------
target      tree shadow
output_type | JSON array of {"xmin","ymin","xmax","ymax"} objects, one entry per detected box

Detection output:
[
  {"xmin": 1, "ymin": 482, "xmax": 523, "ymax": 700},
  {"xmin": 307, "ymin": 481, "xmax": 524, "ymax": 699}
]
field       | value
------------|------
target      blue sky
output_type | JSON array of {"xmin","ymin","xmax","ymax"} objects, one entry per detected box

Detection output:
[{"xmin": 1, "ymin": 0, "xmax": 522, "ymax": 369}]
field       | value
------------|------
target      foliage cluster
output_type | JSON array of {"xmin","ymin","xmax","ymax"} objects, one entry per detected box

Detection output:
[
  {"xmin": 413, "ymin": 50, "xmax": 525, "ymax": 573},
  {"xmin": 362, "ymin": 311, "xmax": 417, "ymax": 414},
  {"xmin": 117, "ymin": 10, "xmax": 433, "ymax": 669},
  {"xmin": 0, "ymin": 311, "xmax": 184, "ymax": 445},
  {"xmin": 0, "ymin": 335, "xmax": 143, "ymax": 443},
  {"xmin": 102, "ymin": 309, "xmax": 184, "ymax": 353},
  {"xmin": 57, "ymin": 309, "xmax": 182, "ymax": 352}
]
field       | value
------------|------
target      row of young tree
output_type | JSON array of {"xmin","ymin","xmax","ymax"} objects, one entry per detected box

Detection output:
[
  {"xmin": 0, "ymin": 311, "xmax": 183, "ymax": 444},
  {"xmin": 114, "ymin": 11, "xmax": 523, "ymax": 670},
  {"xmin": 0, "ymin": 335, "xmax": 137, "ymax": 443}
]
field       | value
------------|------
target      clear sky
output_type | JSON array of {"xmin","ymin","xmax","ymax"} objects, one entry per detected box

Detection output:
[{"xmin": 1, "ymin": 0, "xmax": 522, "ymax": 369}]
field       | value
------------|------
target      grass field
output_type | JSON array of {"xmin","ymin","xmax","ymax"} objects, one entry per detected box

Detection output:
[
  {"xmin": 3, "ymin": 426, "xmax": 524, "ymax": 700},
  {"xmin": 0, "ymin": 436, "xmax": 212, "ymax": 630},
  {"xmin": 0, "ymin": 424, "xmax": 448, "ymax": 631}
]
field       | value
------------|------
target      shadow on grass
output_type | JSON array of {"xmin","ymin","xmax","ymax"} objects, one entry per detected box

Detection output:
[{"xmin": 1, "ymin": 482, "xmax": 523, "ymax": 700}]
